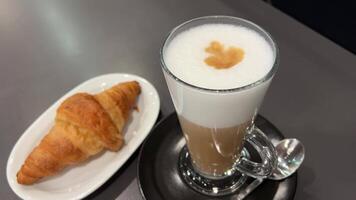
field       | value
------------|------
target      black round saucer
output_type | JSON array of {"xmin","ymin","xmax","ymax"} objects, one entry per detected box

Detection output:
[{"xmin": 138, "ymin": 113, "xmax": 297, "ymax": 200}]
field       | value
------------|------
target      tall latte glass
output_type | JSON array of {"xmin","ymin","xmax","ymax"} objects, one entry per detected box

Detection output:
[{"xmin": 161, "ymin": 16, "xmax": 278, "ymax": 196}]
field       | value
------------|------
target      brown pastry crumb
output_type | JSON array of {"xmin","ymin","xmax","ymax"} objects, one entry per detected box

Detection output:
[{"xmin": 204, "ymin": 41, "xmax": 244, "ymax": 69}]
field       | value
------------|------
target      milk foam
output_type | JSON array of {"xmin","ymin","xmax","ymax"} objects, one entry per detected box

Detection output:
[
  {"xmin": 163, "ymin": 23, "xmax": 276, "ymax": 128},
  {"xmin": 164, "ymin": 24, "xmax": 274, "ymax": 89}
]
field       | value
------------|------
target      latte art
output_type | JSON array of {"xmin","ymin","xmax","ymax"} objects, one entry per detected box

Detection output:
[{"xmin": 204, "ymin": 41, "xmax": 244, "ymax": 69}]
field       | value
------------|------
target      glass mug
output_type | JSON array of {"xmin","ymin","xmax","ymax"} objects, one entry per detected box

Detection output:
[{"xmin": 161, "ymin": 16, "xmax": 278, "ymax": 196}]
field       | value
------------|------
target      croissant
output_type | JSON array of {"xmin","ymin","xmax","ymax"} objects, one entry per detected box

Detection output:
[{"xmin": 16, "ymin": 81, "xmax": 141, "ymax": 185}]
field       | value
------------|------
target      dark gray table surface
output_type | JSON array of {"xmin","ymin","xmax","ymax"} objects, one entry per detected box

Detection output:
[{"xmin": 1, "ymin": 0, "xmax": 355, "ymax": 199}]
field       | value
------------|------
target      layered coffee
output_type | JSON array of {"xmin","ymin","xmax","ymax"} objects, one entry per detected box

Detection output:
[{"xmin": 163, "ymin": 23, "xmax": 274, "ymax": 176}]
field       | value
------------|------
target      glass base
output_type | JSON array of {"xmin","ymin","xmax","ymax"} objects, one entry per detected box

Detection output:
[{"xmin": 178, "ymin": 146, "xmax": 250, "ymax": 196}]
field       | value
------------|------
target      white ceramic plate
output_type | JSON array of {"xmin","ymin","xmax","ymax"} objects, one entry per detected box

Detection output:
[{"xmin": 7, "ymin": 73, "xmax": 160, "ymax": 200}]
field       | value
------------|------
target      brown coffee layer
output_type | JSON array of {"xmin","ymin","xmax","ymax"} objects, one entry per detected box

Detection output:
[{"xmin": 178, "ymin": 116, "xmax": 251, "ymax": 176}]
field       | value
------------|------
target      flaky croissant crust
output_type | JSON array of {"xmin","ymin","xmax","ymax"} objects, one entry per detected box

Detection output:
[{"xmin": 16, "ymin": 81, "xmax": 140, "ymax": 185}]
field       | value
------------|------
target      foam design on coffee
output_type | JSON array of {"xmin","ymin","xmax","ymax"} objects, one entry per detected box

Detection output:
[
  {"xmin": 164, "ymin": 24, "xmax": 274, "ymax": 89},
  {"xmin": 163, "ymin": 23, "xmax": 275, "ymax": 128}
]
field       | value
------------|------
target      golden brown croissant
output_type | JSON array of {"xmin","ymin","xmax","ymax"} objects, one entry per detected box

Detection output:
[{"xmin": 16, "ymin": 81, "xmax": 141, "ymax": 185}]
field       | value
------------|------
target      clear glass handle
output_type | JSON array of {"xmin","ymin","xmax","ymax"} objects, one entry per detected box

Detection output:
[{"xmin": 235, "ymin": 126, "xmax": 277, "ymax": 178}]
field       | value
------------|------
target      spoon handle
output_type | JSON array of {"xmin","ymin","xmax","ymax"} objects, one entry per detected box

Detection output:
[{"xmin": 235, "ymin": 178, "xmax": 264, "ymax": 199}]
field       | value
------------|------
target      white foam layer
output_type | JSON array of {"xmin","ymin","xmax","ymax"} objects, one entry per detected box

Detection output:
[
  {"xmin": 164, "ymin": 24, "xmax": 274, "ymax": 89},
  {"xmin": 165, "ymin": 74, "xmax": 272, "ymax": 127},
  {"xmin": 163, "ymin": 23, "xmax": 275, "ymax": 128}
]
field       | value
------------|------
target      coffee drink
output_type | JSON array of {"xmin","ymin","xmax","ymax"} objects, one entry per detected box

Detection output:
[{"xmin": 163, "ymin": 23, "xmax": 275, "ymax": 176}]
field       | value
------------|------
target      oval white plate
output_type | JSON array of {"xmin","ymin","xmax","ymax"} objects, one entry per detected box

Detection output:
[{"xmin": 7, "ymin": 73, "xmax": 160, "ymax": 200}]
